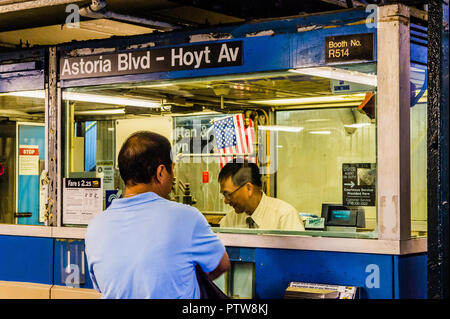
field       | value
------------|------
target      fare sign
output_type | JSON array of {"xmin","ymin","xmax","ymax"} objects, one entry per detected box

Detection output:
[
  {"xmin": 63, "ymin": 178, "xmax": 103, "ymax": 225},
  {"xmin": 60, "ymin": 41, "xmax": 243, "ymax": 80},
  {"xmin": 325, "ymin": 33, "xmax": 374, "ymax": 63}
]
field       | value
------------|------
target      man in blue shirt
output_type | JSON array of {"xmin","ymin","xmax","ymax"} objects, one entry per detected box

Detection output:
[{"xmin": 85, "ymin": 131, "xmax": 230, "ymax": 298}]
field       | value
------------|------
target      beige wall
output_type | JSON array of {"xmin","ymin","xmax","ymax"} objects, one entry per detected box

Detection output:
[{"xmin": 0, "ymin": 280, "xmax": 101, "ymax": 299}]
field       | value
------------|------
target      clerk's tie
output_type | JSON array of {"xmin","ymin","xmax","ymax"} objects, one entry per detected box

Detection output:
[{"xmin": 246, "ymin": 217, "xmax": 256, "ymax": 228}]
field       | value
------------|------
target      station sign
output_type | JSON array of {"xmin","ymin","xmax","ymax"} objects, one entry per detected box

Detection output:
[
  {"xmin": 60, "ymin": 41, "xmax": 243, "ymax": 80},
  {"xmin": 325, "ymin": 33, "xmax": 374, "ymax": 63}
]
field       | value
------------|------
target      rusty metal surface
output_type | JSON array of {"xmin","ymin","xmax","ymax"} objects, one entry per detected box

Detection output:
[
  {"xmin": 427, "ymin": 0, "xmax": 449, "ymax": 300},
  {"xmin": 46, "ymin": 47, "xmax": 58, "ymax": 226}
]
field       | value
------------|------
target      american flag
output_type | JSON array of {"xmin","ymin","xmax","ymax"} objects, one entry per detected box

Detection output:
[{"xmin": 213, "ymin": 114, "xmax": 256, "ymax": 168}]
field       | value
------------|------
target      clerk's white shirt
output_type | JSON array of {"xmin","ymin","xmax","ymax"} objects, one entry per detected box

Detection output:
[{"xmin": 219, "ymin": 193, "xmax": 305, "ymax": 231}]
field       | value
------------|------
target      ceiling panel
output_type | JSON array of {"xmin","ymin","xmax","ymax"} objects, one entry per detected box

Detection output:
[{"xmin": 0, "ymin": 19, "xmax": 156, "ymax": 46}]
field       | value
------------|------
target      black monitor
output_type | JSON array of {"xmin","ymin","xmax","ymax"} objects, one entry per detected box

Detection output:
[{"xmin": 321, "ymin": 204, "xmax": 365, "ymax": 228}]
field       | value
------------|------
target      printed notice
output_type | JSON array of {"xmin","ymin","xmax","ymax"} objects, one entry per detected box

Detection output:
[
  {"xmin": 19, "ymin": 145, "xmax": 39, "ymax": 175},
  {"xmin": 96, "ymin": 161, "xmax": 114, "ymax": 190},
  {"xmin": 342, "ymin": 163, "xmax": 376, "ymax": 207},
  {"xmin": 63, "ymin": 178, "xmax": 103, "ymax": 225}
]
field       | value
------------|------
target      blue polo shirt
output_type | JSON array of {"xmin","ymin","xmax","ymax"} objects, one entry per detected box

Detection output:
[{"xmin": 85, "ymin": 192, "xmax": 225, "ymax": 299}]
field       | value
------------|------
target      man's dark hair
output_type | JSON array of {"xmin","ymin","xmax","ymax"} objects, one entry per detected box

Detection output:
[
  {"xmin": 218, "ymin": 159, "xmax": 262, "ymax": 188},
  {"xmin": 118, "ymin": 131, "xmax": 173, "ymax": 185}
]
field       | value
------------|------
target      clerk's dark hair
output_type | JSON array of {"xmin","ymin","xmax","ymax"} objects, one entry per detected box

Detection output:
[
  {"xmin": 218, "ymin": 159, "xmax": 262, "ymax": 188},
  {"xmin": 118, "ymin": 131, "xmax": 173, "ymax": 185}
]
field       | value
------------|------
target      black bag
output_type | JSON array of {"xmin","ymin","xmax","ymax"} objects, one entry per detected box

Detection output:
[{"xmin": 195, "ymin": 264, "xmax": 229, "ymax": 299}]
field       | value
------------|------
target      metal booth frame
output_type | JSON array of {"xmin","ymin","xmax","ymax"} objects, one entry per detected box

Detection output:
[{"xmin": 0, "ymin": 4, "xmax": 429, "ymax": 299}]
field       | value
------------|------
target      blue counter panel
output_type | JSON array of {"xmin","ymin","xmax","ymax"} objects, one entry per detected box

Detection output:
[
  {"xmin": 0, "ymin": 235, "xmax": 53, "ymax": 285},
  {"xmin": 0, "ymin": 235, "xmax": 427, "ymax": 298},
  {"xmin": 254, "ymin": 248, "xmax": 394, "ymax": 299},
  {"xmin": 226, "ymin": 247, "xmax": 256, "ymax": 263}
]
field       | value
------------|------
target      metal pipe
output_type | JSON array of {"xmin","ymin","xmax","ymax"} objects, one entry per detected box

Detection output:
[{"xmin": 78, "ymin": 0, "xmax": 180, "ymax": 31}]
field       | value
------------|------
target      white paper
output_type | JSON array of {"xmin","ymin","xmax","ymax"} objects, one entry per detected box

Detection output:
[
  {"xmin": 63, "ymin": 178, "xmax": 103, "ymax": 225},
  {"xmin": 19, "ymin": 145, "xmax": 39, "ymax": 175},
  {"xmin": 96, "ymin": 161, "xmax": 115, "ymax": 190}
]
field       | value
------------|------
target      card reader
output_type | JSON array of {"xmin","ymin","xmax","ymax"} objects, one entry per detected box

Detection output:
[{"xmin": 321, "ymin": 204, "xmax": 365, "ymax": 231}]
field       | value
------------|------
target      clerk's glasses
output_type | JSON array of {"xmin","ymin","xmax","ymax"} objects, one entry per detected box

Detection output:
[{"xmin": 221, "ymin": 182, "xmax": 248, "ymax": 201}]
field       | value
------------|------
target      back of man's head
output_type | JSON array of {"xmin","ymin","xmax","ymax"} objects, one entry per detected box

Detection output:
[
  {"xmin": 118, "ymin": 131, "xmax": 173, "ymax": 186},
  {"xmin": 218, "ymin": 159, "xmax": 262, "ymax": 188}
]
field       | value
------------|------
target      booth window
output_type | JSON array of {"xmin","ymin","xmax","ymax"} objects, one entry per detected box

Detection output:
[
  {"xmin": 275, "ymin": 107, "xmax": 377, "ymax": 233},
  {"xmin": 61, "ymin": 63, "xmax": 378, "ymax": 239}
]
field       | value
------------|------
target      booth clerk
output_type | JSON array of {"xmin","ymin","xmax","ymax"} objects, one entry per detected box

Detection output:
[{"xmin": 218, "ymin": 160, "xmax": 305, "ymax": 231}]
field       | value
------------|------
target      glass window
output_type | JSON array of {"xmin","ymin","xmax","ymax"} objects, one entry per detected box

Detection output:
[
  {"xmin": 410, "ymin": 63, "xmax": 427, "ymax": 238},
  {"xmin": 63, "ymin": 97, "xmax": 118, "ymax": 226},
  {"xmin": 275, "ymin": 107, "xmax": 377, "ymax": 235},
  {"xmin": 0, "ymin": 91, "xmax": 45, "ymax": 225},
  {"xmin": 61, "ymin": 64, "xmax": 378, "ymax": 239}
]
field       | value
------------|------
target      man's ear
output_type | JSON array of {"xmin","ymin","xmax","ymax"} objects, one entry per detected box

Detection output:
[
  {"xmin": 155, "ymin": 164, "xmax": 165, "ymax": 183},
  {"xmin": 246, "ymin": 182, "xmax": 253, "ymax": 196}
]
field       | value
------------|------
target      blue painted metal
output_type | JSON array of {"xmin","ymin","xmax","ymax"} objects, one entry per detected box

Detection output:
[
  {"xmin": 59, "ymin": 9, "xmax": 376, "ymax": 88},
  {"xmin": 411, "ymin": 22, "xmax": 428, "ymax": 65},
  {"xmin": 0, "ymin": 235, "xmax": 54, "ymax": 285},
  {"xmin": 226, "ymin": 247, "xmax": 256, "ymax": 263},
  {"xmin": 0, "ymin": 235, "xmax": 427, "ymax": 298},
  {"xmin": 17, "ymin": 124, "xmax": 45, "ymax": 225},
  {"xmin": 58, "ymin": 8, "xmax": 371, "ymax": 52},
  {"xmin": 254, "ymin": 248, "xmax": 394, "ymax": 299},
  {"xmin": 393, "ymin": 254, "xmax": 427, "ymax": 299},
  {"xmin": 0, "ymin": 48, "xmax": 45, "ymax": 93},
  {"xmin": 0, "ymin": 70, "xmax": 44, "ymax": 93},
  {"xmin": 411, "ymin": 43, "xmax": 427, "ymax": 66}
]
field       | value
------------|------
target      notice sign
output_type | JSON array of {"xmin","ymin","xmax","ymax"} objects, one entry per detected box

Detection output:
[
  {"xmin": 19, "ymin": 145, "xmax": 39, "ymax": 175},
  {"xmin": 325, "ymin": 33, "xmax": 374, "ymax": 63},
  {"xmin": 63, "ymin": 178, "xmax": 103, "ymax": 225},
  {"xmin": 60, "ymin": 41, "xmax": 243, "ymax": 80},
  {"xmin": 342, "ymin": 163, "xmax": 376, "ymax": 207},
  {"xmin": 96, "ymin": 161, "xmax": 114, "ymax": 190}
]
